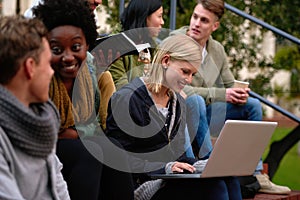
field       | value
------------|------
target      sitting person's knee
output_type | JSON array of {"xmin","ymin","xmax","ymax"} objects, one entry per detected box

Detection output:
[{"xmin": 186, "ymin": 95, "xmax": 206, "ymax": 109}]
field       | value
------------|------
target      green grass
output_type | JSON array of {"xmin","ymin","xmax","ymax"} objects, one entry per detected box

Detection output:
[{"xmin": 262, "ymin": 127, "xmax": 300, "ymax": 190}]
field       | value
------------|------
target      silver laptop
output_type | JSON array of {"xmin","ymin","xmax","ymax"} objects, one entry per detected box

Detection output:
[{"xmin": 151, "ymin": 120, "xmax": 277, "ymax": 179}]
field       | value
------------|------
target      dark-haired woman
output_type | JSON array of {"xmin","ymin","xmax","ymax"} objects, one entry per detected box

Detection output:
[{"xmin": 108, "ymin": 0, "xmax": 164, "ymax": 90}]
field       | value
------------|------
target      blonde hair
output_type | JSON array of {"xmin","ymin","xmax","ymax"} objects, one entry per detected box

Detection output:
[{"xmin": 146, "ymin": 34, "xmax": 202, "ymax": 93}]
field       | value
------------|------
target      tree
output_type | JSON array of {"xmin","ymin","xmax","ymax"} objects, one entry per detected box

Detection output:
[
  {"xmin": 99, "ymin": 0, "xmax": 122, "ymax": 33},
  {"xmin": 274, "ymin": 45, "xmax": 300, "ymax": 98},
  {"xmin": 252, "ymin": 0, "xmax": 300, "ymax": 40},
  {"xmin": 251, "ymin": 0, "xmax": 300, "ymax": 98}
]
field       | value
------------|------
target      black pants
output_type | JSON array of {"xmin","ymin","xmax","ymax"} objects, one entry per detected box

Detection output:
[
  {"xmin": 56, "ymin": 137, "xmax": 134, "ymax": 200},
  {"xmin": 151, "ymin": 177, "xmax": 242, "ymax": 200}
]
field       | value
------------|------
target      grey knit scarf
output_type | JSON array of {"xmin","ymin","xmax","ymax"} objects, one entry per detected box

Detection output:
[{"xmin": 0, "ymin": 85, "xmax": 60, "ymax": 158}]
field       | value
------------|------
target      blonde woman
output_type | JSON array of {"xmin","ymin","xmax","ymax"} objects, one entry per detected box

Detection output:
[{"xmin": 106, "ymin": 34, "xmax": 242, "ymax": 200}]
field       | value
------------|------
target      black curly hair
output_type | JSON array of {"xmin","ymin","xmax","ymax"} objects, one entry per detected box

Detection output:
[{"xmin": 32, "ymin": 0, "xmax": 98, "ymax": 46}]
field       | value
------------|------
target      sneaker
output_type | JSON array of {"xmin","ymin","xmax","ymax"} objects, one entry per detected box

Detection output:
[{"xmin": 255, "ymin": 174, "xmax": 291, "ymax": 195}]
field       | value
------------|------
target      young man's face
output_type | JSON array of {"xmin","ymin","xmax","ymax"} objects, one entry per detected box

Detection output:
[
  {"xmin": 30, "ymin": 38, "xmax": 54, "ymax": 103},
  {"xmin": 188, "ymin": 3, "xmax": 220, "ymax": 46}
]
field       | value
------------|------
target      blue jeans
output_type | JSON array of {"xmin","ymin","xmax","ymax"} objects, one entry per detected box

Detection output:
[
  {"xmin": 185, "ymin": 95, "xmax": 212, "ymax": 159},
  {"xmin": 184, "ymin": 125, "xmax": 195, "ymax": 158},
  {"xmin": 207, "ymin": 96, "xmax": 263, "ymax": 137},
  {"xmin": 185, "ymin": 95, "xmax": 264, "ymax": 172}
]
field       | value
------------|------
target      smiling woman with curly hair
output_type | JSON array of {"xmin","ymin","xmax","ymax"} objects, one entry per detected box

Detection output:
[{"xmin": 32, "ymin": 0, "xmax": 134, "ymax": 199}]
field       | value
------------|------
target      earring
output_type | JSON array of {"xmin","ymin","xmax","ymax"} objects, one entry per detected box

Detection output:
[{"xmin": 163, "ymin": 65, "xmax": 168, "ymax": 70}]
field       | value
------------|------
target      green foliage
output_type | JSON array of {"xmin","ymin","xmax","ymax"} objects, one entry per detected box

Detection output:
[
  {"xmin": 100, "ymin": 0, "xmax": 122, "ymax": 33},
  {"xmin": 0, "ymin": 0, "xmax": 2, "ymax": 15},
  {"xmin": 167, "ymin": 0, "xmax": 207, "ymax": 31},
  {"xmin": 252, "ymin": 0, "xmax": 300, "ymax": 40},
  {"xmin": 263, "ymin": 127, "xmax": 300, "ymax": 190},
  {"xmin": 274, "ymin": 46, "xmax": 300, "ymax": 70},
  {"xmin": 246, "ymin": 0, "xmax": 300, "ymax": 98},
  {"xmin": 274, "ymin": 45, "xmax": 300, "ymax": 97}
]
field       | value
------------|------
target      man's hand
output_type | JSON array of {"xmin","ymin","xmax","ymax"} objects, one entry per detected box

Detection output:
[{"xmin": 226, "ymin": 87, "xmax": 250, "ymax": 104}]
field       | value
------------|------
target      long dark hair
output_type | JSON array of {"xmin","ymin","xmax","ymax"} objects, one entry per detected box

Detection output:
[{"xmin": 120, "ymin": 0, "xmax": 162, "ymax": 44}]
